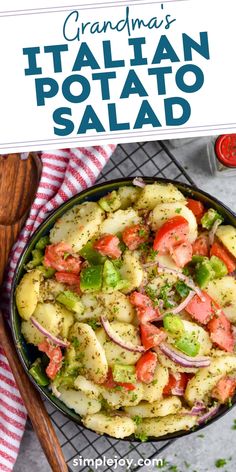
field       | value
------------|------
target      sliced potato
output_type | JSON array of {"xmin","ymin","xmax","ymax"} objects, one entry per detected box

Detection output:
[
  {"xmin": 39, "ymin": 279, "xmax": 65, "ymax": 302},
  {"xmin": 99, "ymin": 292, "xmax": 135, "ymax": 323},
  {"xmin": 83, "ymin": 412, "xmax": 135, "ymax": 439},
  {"xmin": 135, "ymin": 414, "xmax": 197, "ymax": 438},
  {"xmin": 16, "ymin": 269, "xmax": 42, "ymax": 320},
  {"xmin": 50, "ymin": 202, "xmax": 104, "ymax": 252},
  {"xmin": 79, "ymin": 294, "xmax": 104, "ymax": 321},
  {"xmin": 120, "ymin": 251, "xmax": 143, "ymax": 293},
  {"xmin": 146, "ymin": 273, "xmax": 177, "ymax": 297},
  {"xmin": 205, "ymin": 276, "xmax": 236, "ymax": 323},
  {"xmin": 216, "ymin": 225, "xmax": 236, "ymax": 258},
  {"xmin": 21, "ymin": 302, "xmax": 72, "ymax": 345},
  {"xmin": 74, "ymin": 375, "xmax": 102, "ymax": 399},
  {"xmin": 118, "ymin": 186, "xmax": 141, "ymax": 209},
  {"xmin": 101, "ymin": 383, "xmax": 143, "ymax": 408},
  {"xmin": 96, "ymin": 321, "xmax": 142, "ymax": 366},
  {"xmin": 100, "ymin": 208, "xmax": 140, "ymax": 235},
  {"xmin": 58, "ymin": 388, "xmax": 101, "ymax": 415},
  {"xmin": 134, "ymin": 183, "xmax": 185, "ymax": 210},
  {"xmin": 125, "ymin": 396, "xmax": 181, "ymax": 418},
  {"xmin": 70, "ymin": 322, "xmax": 108, "ymax": 383},
  {"xmin": 149, "ymin": 202, "xmax": 198, "ymax": 243},
  {"xmin": 181, "ymin": 320, "xmax": 212, "ymax": 355},
  {"xmin": 142, "ymin": 364, "xmax": 169, "ymax": 403},
  {"xmin": 185, "ymin": 354, "xmax": 236, "ymax": 405}
]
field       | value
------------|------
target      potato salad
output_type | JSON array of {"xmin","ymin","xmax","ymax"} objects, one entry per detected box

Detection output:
[{"xmin": 15, "ymin": 181, "xmax": 236, "ymax": 440}]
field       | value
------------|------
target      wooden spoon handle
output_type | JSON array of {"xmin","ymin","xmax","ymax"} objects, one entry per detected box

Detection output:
[{"xmin": 0, "ymin": 311, "xmax": 68, "ymax": 472}]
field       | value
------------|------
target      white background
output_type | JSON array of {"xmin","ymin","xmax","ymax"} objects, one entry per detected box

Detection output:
[{"xmin": 0, "ymin": 0, "xmax": 236, "ymax": 152}]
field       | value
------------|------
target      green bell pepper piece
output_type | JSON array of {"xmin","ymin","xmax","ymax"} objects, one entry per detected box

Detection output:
[
  {"xmin": 98, "ymin": 191, "xmax": 121, "ymax": 212},
  {"xmin": 102, "ymin": 260, "xmax": 128, "ymax": 292},
  {"xmin": 195, "ymin": 260, "xmax": 215, "ymax": 288},
  {"xmin": 35, "ymin": 235, "xmax": 50, "ymax": 250},
  {"xmin": 210, "ymin": 255, "xmax": 228, "ymax": 278},
  {"xmin": 37, "ymin": 265, "xmax": 56, "ymax": 278},
  {"xmin": 163, "ymin": 314, "xmax": 184, "ymax": 337},
  {"xmin": 26, "ymin": 249, "xmax": 44, "ymax": 270},
  {"xmin": 112, "ymin": 364, "xmax": 137, "ymax": 383},
  {"xmin": 201, "ymin": 208, "xmax": 223, "ymax": 230},
  {"xmin": 80, "ymin": 265, "xmax": 103, "ymax": 292},
  {"xmin": 29, "ymin": 358, "xmax": 49, "ymax": 387},
  {"xmin": 56, "ymin": 290, "xmax": 84, "ymax": 315},
  {"xmin": 191, "ymin": 255, "xmax": 208, "ymax": 265},
  {"xmin": 79, "ymin": 241, "xmax": 106, "ymax": 265},
  {"xmin": 103, "ymin": 260, "xmax": 121, "ymax": 289},
  {"xmin": 175, "ymin": 334, "xmax": 200, "ymax": 357}
]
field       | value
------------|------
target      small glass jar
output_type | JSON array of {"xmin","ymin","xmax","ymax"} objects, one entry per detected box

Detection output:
[{"xmin": 207, "ymin": 134, "xmax": 236, "ymax": 176}]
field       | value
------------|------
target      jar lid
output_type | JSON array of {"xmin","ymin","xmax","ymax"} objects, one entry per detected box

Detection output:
[{"xmin": 215, "ymin": 134, "xmax": 236, "ymax": 167}]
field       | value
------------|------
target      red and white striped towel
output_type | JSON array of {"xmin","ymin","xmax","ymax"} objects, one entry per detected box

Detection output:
[{"xmin": 0, "ymin": 145, "xmax": 115, "ymax": 472}]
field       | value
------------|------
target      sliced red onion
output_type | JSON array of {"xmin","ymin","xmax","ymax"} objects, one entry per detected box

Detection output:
[
  {"xmin": 181, "ymin": 402, "xmax": 207, "ymax": 416},
  {"xmin": 172, "ymin": 387, "xmax": 185, "ymax": 396},
  {"xmin": 209, "ymin": 219, "xmax": 222, "ymax": 246},
  {"xmin": 171, "ymin": 291, "xmax": 195, "ymax": 314},
  {"xmin": 157, "ymin": 264, "xmax": 205, "ymax": 302},
  {"xmin": 198, "ymin": 404, "xmax": 220, "ymax": 424},
  {"xmin": 158, "ymin": 342, "xmax": 211, "ymax": 368},
  {"xmin": 133, "ymin": 177, "xmax": 145, "ymax": 188},
  {"xmin": 101, "ymin": 316, "xmax": 145, "ymax": 353},
  {"xmin": 30, "ymin": 317, "xmax": 70, "ymax": 348}
]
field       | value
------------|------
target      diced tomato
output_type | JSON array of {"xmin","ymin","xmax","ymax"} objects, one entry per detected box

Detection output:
[
  {"xmin": 207, "ymin": 312, "xmax": 234, "ymax": 352},
  {"xmin": 212, "ymin": 376, "xmax": 236, "ymax": 403},
  {"xmin": 44, "ymin": 242, "xmax": 81, "ymax": 274},
  {"xmin": 185, "ymin": 292, "xmax": 213, "ymax": 324},
  {"xmin": 55, "ymin": 272, "xmax": 81, "ymax": 294},
  {"xmin": 93, "ymin": 234, "xmax": 121, "ymax": 259},
  {"xmin": 136, "ymin": 307, "xmax": 161, "ymax": 323},
  {"xmin": 102, "ymin": 369, "xmax": 135, "ymax": 391},
  {"xmin": 130, "ymin": 292, "xmax": 161, "ymax": 323},
  {"xmin": 170, "ymin": 241, "xmax": 193, "ymax": 268},
  {"xmin": 140, "ymin": 324, "xmax": 167, "ymax": 350},
  {"xmin": 130, "ymin": 292, "xmax": 153, "ymax": 308},
  {"xmin": 192, "ymin": 234, "xmax": 209, "ymax": 257},
  {"xmin": 163, "ymin": 372, "xmax": 190, "ymax": 396},
  {"xmin": 210, "ymin": 242, "xmax": 236, "ymax": 274},
  {"xmin": 122, "ymin": 224, "xmax": 149, "ymax": 251},
  {"xmin": 153, "ymin": 216, "xmax": 189, "ymax": 254},
  {"xmin": 135, "ymin": 351, "xmax": 157, "ymax": 384},
  {"xmin": 38, "ymin": 340, "xmax": 63, "ymax": 380},
  {"xmin": 187, "ymin": 199, "xmax": 205, "ymax": 222}
]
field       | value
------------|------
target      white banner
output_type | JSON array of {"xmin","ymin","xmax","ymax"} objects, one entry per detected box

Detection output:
[{"xmin": 0, "ymin": 0, "xmax": 236, "ymax": 152}]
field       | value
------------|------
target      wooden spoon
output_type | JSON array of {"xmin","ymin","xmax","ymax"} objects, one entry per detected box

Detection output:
[{"xmin": 0, "ymin": 154, "xmax": 68, "ymax": 472}]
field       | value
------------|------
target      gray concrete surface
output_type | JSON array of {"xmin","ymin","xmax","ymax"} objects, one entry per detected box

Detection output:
[{"xmin": 14, "ymin": 137, "xmax": 236, "ymax": 471}]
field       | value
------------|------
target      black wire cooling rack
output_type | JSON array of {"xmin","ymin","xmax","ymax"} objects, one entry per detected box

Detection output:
[{"xmin": 45, "ymin": 140, "xmax": 195, "ymax": 472}]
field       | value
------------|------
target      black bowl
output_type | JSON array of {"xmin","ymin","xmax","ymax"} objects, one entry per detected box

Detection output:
[{"xmin": 10, "ymin": 177, "xmax": 236, "ymax": 441}]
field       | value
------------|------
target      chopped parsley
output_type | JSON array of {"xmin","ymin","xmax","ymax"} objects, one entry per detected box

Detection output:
[
  {"xmin": 175, "ymin": 208, "xmax": 182, "ymax": 214},
  {"xmin": 149, "ymin": 249, "xmax": 159, "ymax": 260},
  {"xmin": 133, "ymin": 415, "xmax": 143, "ymax": 425},
  {"xmin": 175, "ymin": 280, "xmax": 190, "ymax": 298},
  {"xmin": 86, "ymin": 319, "xmax": 100, "ymax": 330},
  {"xmin": 139, "ymin": 228, "xmax": 147, "ymax": 238},
  {"xmin": 215, "ymin": 458, "xmax": 228, "ymax": 468},
  {"xmin": 145, "ymin": 286, "xmax": 159, "ymax": 306},
  {"xmin": 71, "ymin": 337, "xmax": 80, "ymax": 349},
  {"xmin": 232, "ymin": 419, "xmax": 236, "ymax": 430},
  {"xmin": 134, "ymin": 432, "xmax": 148, "ymax": 442},
  {"xmin": 159, "ymin": 284, "xmax": 175, "ymax": 309}
]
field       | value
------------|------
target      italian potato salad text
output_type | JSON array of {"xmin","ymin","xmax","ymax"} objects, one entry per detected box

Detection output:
[{"xmin": 16, "ymin": 181, "xmax": 236, "ymax": 440}]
